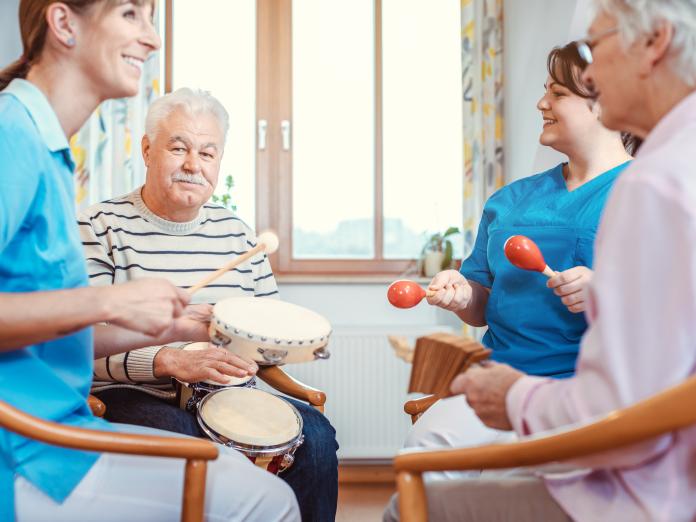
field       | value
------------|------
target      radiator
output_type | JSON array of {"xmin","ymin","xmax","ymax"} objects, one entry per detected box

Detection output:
[{"xmin": 257, "ymin": 325, "xmax": 452, "ymax": 461}]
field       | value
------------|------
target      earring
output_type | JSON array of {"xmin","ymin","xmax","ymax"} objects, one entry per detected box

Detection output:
[{"xmin": 66, "ymin": 37, "xmax": 76, "ymax": 47}]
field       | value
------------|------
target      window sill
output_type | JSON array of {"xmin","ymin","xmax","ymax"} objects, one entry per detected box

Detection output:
[{"xmin": 275, "ymin": 274, "xmax": 432, "ymax": 285}]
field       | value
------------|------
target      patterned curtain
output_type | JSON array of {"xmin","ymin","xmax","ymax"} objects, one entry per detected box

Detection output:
[
  {"xmin": 460, "ymin": 0, "xmax": 503, "ymax": 339},
  {"xmin": 71, "ymin": 12, "xmax": 161, "ymax": 210},
  {"xmin": 461, "ymin": 0, "xmax": 504, "ymax": 257}
]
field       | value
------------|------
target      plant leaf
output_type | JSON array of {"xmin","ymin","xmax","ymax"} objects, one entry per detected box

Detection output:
[{"xmin": 442, "ymin": 239, "xmax": 453, "ymax": 269}]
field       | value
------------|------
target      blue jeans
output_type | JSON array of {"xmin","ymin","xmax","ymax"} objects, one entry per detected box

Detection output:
[{"xmin": 95, "ymin": 388, "xmax": 338, "ymax": 522}]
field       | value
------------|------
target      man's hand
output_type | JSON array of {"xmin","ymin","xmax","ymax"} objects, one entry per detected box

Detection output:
[
  {"xmin": 426, "ymin": 270, "xmax": 473, "ymax": 312},
  {"xmin": 154, "ymin": 344, "xmax": 258, "ymax": 384},
  {"xmin": 157, "ymin": 303, "xmax": 213, "ymax": 345},
  {"xmin": 99, "ymin": 278, "xmax": 190, "ymax": 337},
  {"xmin": 450, "ymin": 362, "xmax": 524, "ymax": 430},
  {"xmin": 547, "ymin": 266, "xmax": 593, "ymax": 313}
]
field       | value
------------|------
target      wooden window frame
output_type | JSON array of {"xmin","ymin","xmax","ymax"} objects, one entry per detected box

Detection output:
[{"xmin": 165, "ymin": 0, "xmax": 415, "ymax": 276}]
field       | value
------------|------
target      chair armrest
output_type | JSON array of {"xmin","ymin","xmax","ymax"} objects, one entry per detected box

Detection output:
[
  {"xmin": 404, "ymin": 395, "xmax": 439, "ymax": 424},
  {"xmin": 394, "ymin": 375, "xmax": 696, "ymax": 522},
  {"xmin": 88, "ymin": 394, "xmax": 106, "ymax": 418},
  {"xmin": 257, "ymin": 365, "xmax": 327, "ymax": 413},
  {"xmin": 396, "ymin": 373, "xmax": 696, "ymax": 474},
  {"xmin": 0, "ymin": 399, "xmax": 219, "ymax": 522},
  {"xmin": 0, "ymin": 399, "xmax": 218, "ymax": 460}
]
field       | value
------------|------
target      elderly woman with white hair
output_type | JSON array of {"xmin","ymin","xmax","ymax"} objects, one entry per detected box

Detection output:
[{"xmin": 385, "ymin": 0, "xmax": 696, "ymax": 520}]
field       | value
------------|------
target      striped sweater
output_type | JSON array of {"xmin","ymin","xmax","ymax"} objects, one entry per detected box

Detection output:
[{"xmin": 78, "ymin": 188, "xmax": 278, "ymax": 389}]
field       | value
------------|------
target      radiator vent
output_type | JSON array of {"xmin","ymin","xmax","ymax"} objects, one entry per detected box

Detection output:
[{"xmin": 258, "ymin": 325, "xmax": 452, "ymax": 460}]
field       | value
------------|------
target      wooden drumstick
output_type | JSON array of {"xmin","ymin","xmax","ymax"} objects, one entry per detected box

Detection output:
[{"xmin": 187, "ymin": 231, "xmax": 279, "ymax": 295}]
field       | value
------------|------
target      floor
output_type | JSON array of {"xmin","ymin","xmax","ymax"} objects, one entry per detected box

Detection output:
[{"xmin": 336, "ymin": 483, "xmax": 395, "ymax": 522}]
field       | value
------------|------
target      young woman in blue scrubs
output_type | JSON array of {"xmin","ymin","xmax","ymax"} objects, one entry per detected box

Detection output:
[
  {"xmin": 0, "ymin": 1, "xmax": 297, "ymax": 521},
  {"xmin": 404, "ymin": 44, "xmax": 637, "ymax": 456}
]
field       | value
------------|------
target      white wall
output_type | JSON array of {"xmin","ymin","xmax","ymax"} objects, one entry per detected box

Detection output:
[
  {"xmin": 503, "ymin": 0, "xmax": 578, "ymax": 181},
  {"xmin": 278, "ymin": 282, "xmax": 462, "ymax": 331},
  {"xmin": 0, "ymin": 0, "xmax": 21, "ymax": 69}
]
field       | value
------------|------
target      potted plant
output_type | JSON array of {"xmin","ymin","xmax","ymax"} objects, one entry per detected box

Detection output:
[
  {"xmin": 421, "ymin": 226, "xmax": 460, "ymax": 277},
  {"xmin": 211, "ymin": 174, "xmax": 237, "ymax": 211}
]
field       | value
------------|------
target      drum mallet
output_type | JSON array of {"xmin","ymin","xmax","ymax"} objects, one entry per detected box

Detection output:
[{"xmin": 187, "ymin": 231, "xmax": 279, "ymax": 295}]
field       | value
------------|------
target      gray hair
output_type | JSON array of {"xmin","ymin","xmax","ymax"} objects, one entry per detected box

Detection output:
[
  {"xmin": 594, "ymin": 0, "xmax": 696, "ymax": 86},
  {"xmin": 145, "ymin": 87, "xmax": 230, "ymax": 141}
]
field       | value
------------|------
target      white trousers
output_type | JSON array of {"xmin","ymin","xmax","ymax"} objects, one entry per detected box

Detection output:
[
  {"xmin": 384, "ymin": 396, "xmax": 570, "ymax": 521},
  {"xmin": 15, "ymin": 423, "xmax": 300, "ymax": 522},
  {"xmin": 405, "ymin": 395, "xmax": 516, "ymax": 481}
]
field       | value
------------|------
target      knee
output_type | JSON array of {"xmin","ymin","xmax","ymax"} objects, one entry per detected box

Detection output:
[
  {"xmin": 301, "ymin": 412, "xmax": 338, "ymax": 464},
  {"xmin": 211, "ymin": 453, "xmax": 301, "ymax": 521},
  {"xmin": 404, "ymin": 418, "xmax": 453, "ymax": 450},
  {"xmin": 255, "ymin": 475, "xmax": 300, "ymax": 521}
]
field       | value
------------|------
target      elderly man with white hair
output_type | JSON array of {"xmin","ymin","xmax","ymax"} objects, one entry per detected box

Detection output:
[
  {"xmin": 79, "ymin": 88, "xmax": 338, "ymax": 522},
  {"xmin": 386, "ymin": 0, "xmax": 696, "ymax": 520}
]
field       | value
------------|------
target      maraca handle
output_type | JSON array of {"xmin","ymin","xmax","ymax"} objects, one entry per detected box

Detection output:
[
  {"xmin": 542, "ymin": 266, "xmax": 555, "ymax": 278},
  {"xmin": 425, "ymin": 290, "xmax": 436, "ymax": 298}
]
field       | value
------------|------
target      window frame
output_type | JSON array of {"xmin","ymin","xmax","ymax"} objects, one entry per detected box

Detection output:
[{"xmin": 165, "ymin": 0, "xmax": 421, "ymax": 276}]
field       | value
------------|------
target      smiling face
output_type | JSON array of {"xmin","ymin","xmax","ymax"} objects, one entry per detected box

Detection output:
[
  {"xmin": 536, "ymin": 75, "xmax": 600, "ymax": 154},
  {"xmin": 75, "ymin": 0, "xmax": 160, "ymax": 100},
  {"xmin": 141, "ymin": 107, "xmax": 225, "ymax": 221}
]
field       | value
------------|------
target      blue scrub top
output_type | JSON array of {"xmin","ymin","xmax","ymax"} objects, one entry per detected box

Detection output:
[
  {"xmin": 0, "ymin": 80, "xmax": 112, "ymax": 520},
  {"xmin": 460, "ymin": 162, "xmax": 629, "ymax": 378}
]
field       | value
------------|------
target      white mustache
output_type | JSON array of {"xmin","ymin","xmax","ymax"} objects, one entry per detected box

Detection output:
[{"xmin": 172, "ymin": 172, "xmax": 207, "ymax": 186}]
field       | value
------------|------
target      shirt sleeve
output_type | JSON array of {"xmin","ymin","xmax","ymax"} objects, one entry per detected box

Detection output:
[
  {"xmin": 506, "ymin": 174, "xmax": 696, "ymax": 468},
  {"xmin": 245, "ymin": 231, "xmax": 279, "ymax": 298},
  {"xmin": 80, "ymin": 208, "xmax": 165, "ymax": 384},
  {"xmin": 253, "ymin": 254, "xmax": 279, "ymax": 298},
  {"xmin": 77, "ymin": 210, "xmax": 115, "ymax": 286},
  {"xmin": 0, "ymin": 128, "xmax": 41, "ymax": 251},
  {"xmin": 93, "ymin": 345, "xmax": 165, "ymax": 383},
  {"xmin": 459, "ymin": 208, "xmax": 493, "ymax": 288}
]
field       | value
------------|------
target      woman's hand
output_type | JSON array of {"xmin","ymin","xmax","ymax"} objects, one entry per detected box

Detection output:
[
  {"xmin": 426, "ymin": 269, "xmax": 473, "ymax": 312},
  {"xmin": 450, "ymin": 361, "xmax": 524, "ymax": 430},
  {"xmin": 98, "ymin": 278, "xmax": 190, "ymax": 337},
  {"xmin": 157, "ymin": 303, "xmax": 213, "ymax": 344},
  {"xmin": 547, "ymin": 266, "xmax": 593, "ymax": 313}
]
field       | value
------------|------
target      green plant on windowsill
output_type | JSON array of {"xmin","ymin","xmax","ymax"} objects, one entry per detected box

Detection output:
[
  {"xmin": 420, "ymin": 226, "xmax": 460, "ymax": 277},
  {"xmin": 211, "ymin": 174, "xmax": 237, "ymax": 212}
]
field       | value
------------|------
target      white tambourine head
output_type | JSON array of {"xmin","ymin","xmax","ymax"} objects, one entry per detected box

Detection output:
[{"xmin": 257, "ymin": 230, "xmax": 279, "ymax": 254}]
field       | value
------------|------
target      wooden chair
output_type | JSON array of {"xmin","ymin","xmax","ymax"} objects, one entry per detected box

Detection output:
[
  {"xmin": 0, "ymin": 399, "xmax": 219, "ymax": 522},
  {"xmin": 87, "ymin": 394, "xmax": 106, "ymax": 417},
  {"xmin": 257, "ymin": 365, "xmax": 327, "ymax": 413},
  {"xmin": 404, "ymin": 395, "xmax": 438, "ymax": 424},
  {"xmin": 394, "ymin": 374, "xmax": 696, "ymax": 522}
]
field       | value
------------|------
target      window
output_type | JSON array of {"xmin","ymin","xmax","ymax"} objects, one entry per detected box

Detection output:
[{"xmin": 167, "ymin": 0, "xmax": 463, "ymax": 275}]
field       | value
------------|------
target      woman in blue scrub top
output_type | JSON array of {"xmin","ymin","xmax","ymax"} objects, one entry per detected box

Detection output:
[
  {"xmin": 404, "ymin": 44, "xmax": 639, "ymax": 455},
  {"xmin": 0, "ymin": 2, "xmax": 298, "ymax": 521}
]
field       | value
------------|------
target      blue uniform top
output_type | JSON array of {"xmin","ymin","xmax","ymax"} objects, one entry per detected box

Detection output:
[
  {"xmin": 0, "ymin": 80, "xmax": 112, "ymax": 519},
  {"xmin": 460, "ymin": 161, "xmax": 629, "ymax": 378}
]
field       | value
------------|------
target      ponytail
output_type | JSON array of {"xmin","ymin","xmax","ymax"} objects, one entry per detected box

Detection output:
[
  {"xmin": 0, "ymin": 56, "xmax": 31, "ymax": 91},
  {"xmin": 621, "ymin": 133, "xmax": 643, "ymax": 156}
]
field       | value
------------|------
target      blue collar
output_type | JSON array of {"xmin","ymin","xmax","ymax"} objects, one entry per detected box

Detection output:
[{"xmin": 3, "ymin": 79, "xmax": 70, "ymax": 153}]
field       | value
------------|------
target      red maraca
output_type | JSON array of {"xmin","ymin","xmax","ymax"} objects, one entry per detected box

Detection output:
[
  {"xmin": 387, "ymin": 280, "xmax": 436, "ymax": 309},
  {"xmin": 504, "ymin": 235, "xmax": 555, "ymax": 277}
]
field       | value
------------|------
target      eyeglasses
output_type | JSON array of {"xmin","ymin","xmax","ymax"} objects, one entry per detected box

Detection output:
[{"xmin": 574, "ymin": 27, "xmax": 619, "ymax": 67}]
